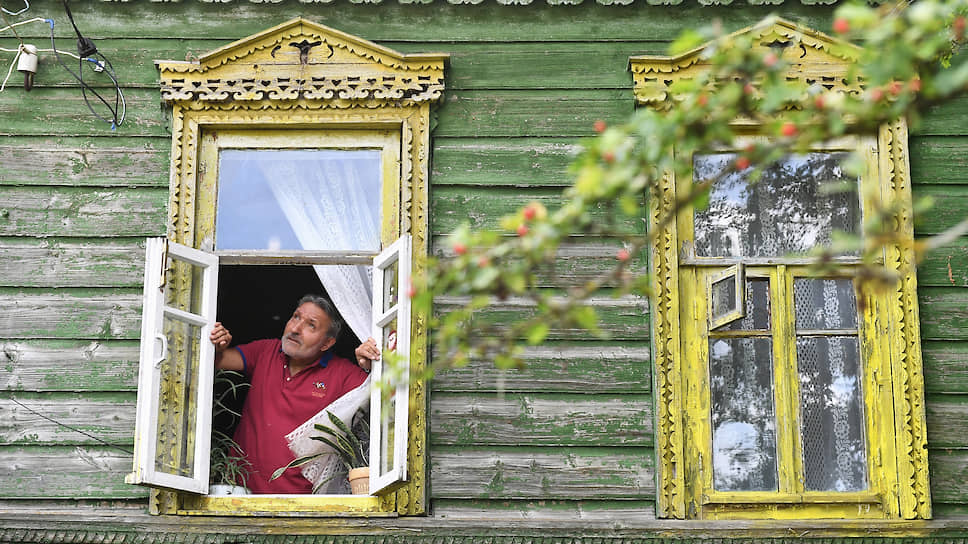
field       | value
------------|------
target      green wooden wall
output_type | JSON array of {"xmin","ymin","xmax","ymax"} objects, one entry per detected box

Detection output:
[{"xmin": 1, "ymin": 0, "xmax": 967, "ymax": 530}]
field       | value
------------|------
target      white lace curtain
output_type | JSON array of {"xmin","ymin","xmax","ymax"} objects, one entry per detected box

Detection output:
[{"xmin": 256, "ymin": 153, "xmax": 380, "ymax": 342}]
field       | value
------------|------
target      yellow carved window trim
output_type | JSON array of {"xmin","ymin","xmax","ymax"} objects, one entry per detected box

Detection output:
[
  {"xmin": 133, "ymin": 18, "xmax": 446, "ymax": 517},
  {"xmin": 631, "ymin": 19, "xmax": 930, "ymax": 520}
]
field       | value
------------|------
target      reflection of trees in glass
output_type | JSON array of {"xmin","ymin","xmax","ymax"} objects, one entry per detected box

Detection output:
[
  {"xmin": 709, "ymin": 337, "xmax": 778, "ymax": 491},
  {"xmin": 694, "ymin": 153, "xmax": 860, "ymax": 258}
]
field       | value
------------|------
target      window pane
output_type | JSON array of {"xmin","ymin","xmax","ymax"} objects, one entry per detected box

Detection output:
[
  {"xmin": 216, "ymin": 149, "xmax": 382, "ymax": 251},
  {"xmin": 794, "ymin": 278, "xmax": 858, "ymax": 330},
  {"xmin": 380, "ymin": 317, "xmax": 399, "ymax": 476},
  {"xmin": 163, "ymin": 254, "xmax": 205, "ymax": 316},
  {"xmin": 797, "ymin": 336, "xmax": 867, "ymax": 491},
  {"xmin": 709, "ymin": 337, "xmax": 778, "ymax": 491},
  {"xmin": 715, "ymin": 278, "xmax": 770, "ymax": 332},
  {"xmin": 155, "ymin": 317, "xmax": 203, "ymax": 478},
  {"xmin": 383, "ymin": 258, "xmax": 399, "ymax": 314},
  {"xmin": 694, "ymin": 153, "xmax": 860, "ymax": 258},
  {"xmin": 709, "ymin": 274, "xmax": 737, "ymax": 324}
]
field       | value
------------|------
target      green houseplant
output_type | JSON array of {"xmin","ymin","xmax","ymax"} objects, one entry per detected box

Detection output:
[
  {"xmin": 271, "ymin": 408, "xmax": 370, "ymax": 494},
  {"xmin": 209, "ymin": 370, "xmax": 251, "ymax": 495}
]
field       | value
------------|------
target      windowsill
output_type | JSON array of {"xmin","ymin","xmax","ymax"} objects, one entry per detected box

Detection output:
[{"xmin": 178, "ymin": 494, "xmax": 396, "ymax": 517}]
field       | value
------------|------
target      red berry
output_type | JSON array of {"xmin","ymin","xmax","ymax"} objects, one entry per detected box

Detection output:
[
  {"xmin": 616, "ymin": 249, "xmax": 630, "ymax": 262},
  {"xmin": 735, "ymin": 156, "xmax": 751, "ymax": 170},
  {"xmin": 516, "ymin": 224, "xmax": 529, "ymax": 237},
  {"xmin": 764, "ymin": 52, "xmax": 778, "ymax": 67},
  {"xmin": 602, "ymin": 151, "xmax": 615, "ymax": 163},
  {"xmin": 454, "ymin": 242, "xmax": 467, "ymax": 256},
  {"xmin": 889, "ymin": 80, "xmax": 903, "ymax": 96},
  {"xmin": 593, "ymin": 120, "xmax": 607, "ymax": 133},
  {"xmin": 477, "ymin": 255, "xmax": 491, "ymax": 267},
  {"xmin": 955, "ymin": 16, "xmax": 966, "ymax": 40},
  {"xmin": 910, "ymin": 78, "xmax": 922, "ymax": 92},
  {"xmin": 781, "ymin": 122, "xmax": 797, "ymax": 137},
  {"xmin": 743, "ymin": 83, "xmax": 755, "ymax": 95},
  {"xmin": 406, "ymin": 278, "xmax": 416, "ymax": 298},
  {"xmin": 869, "ymin": 88, "xmax": 884, "ymax": 102},
  {"xmin": 523, "ymin": 204, "xmax": 537, "ymax": 221},
  {"xmin": 697, "ymin": 94, "xmax": 709, "ymax": 106},
  {"xmin": 833, "ymin": 18, "xmax": 850, "ymax": 34},
  {"xmin": 814, "ymin": 95, "xmax": 825, "ymax": 110}
]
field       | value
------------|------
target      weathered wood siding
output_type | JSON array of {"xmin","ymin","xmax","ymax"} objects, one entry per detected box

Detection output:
[{"xmin": 0, "ymin": 0, "xmax": 966, "ymax": 524}]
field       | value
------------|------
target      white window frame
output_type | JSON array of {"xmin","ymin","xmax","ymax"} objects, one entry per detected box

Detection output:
[
  {"xmin": 128, "ymin": 238, "xmax": 219, "ymax": 494},
  {"xmin": 369, "ymin": 234, "xmax": 412, "ymax": 494}
]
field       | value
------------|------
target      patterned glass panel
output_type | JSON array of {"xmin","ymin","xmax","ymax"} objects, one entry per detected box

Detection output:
[
  {"xmin": 155, "ymin": 318, "xmax": 202, "ymax": 478},
  {"xmin": 797, "ymin": 336, "xmax": 867, "ymax": 491},
  {"xmin": 794, "ymin": 278, "xmax": 858, "ymax": 330},
  {"xmin": 694, "ymin": 153, "xmax": 860, "ymax": 258},
  {"xmin": 709, "ymin": 337, "xmax": 778, "ymax": 491}
]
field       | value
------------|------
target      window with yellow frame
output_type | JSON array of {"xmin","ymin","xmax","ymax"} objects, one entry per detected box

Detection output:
[
  {"xmin": 631, "ymin": 19, "xmax": 930, "ymax": 520},
  {"xmin": 125, "ymin": 18, "xmax": 446, "ymax": 517}
]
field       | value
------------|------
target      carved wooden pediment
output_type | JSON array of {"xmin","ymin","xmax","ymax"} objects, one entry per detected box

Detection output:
[
  {"xmin": 156, "ymin": 18, "xmax": 447, "ymax": 104},
  {"xmin": 630, "ymin": 17, "xmax": 862, "ymax": 105}
]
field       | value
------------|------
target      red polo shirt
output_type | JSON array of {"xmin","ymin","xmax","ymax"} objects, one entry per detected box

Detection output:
[{"xmin": 232, "ymin": 338, "xmax": 368, "ymax": 494}]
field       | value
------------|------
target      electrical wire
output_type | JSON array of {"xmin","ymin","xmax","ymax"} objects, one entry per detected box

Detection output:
[
  {"xmin": 47, "ymin": 14, "xmax": 125, "ymax": 128},
  {"xmin": 0, "ymin": 45, "xmax": 19, "ymax": 91},
  {"xmin": 8, "ymin": 397, "xmax": 134, "ymax": 455},
  {"xmin": 1, "ymin": 0, "xmax": 30, "ymax": 17},
  {"xmin": 0, "ymin": 15, "xmax": 46, "ymax": 36}
]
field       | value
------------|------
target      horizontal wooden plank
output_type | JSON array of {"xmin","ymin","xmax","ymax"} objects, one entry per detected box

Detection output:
[
  {"xmin": 919, "ymin": 287, "xmax": 968, "ymax": 341},
  {"xmin": 0, "ymin": 393, "xmax": 135, "ymax": 446},
  {"xmin": 0, "ymin": 446, "xmax": 145, "ymax": 499},
  {"xmin": 435, "ymin": 295, "xmax": 649, "ymax": 341},
  {"xmin": 918, "ymin": 237, "xmax": 968, "ymax": 287},
  {"xmin": 432, "ymin": 138, "xmax": 581, "ymax": 187},
  {"xmin": 0, "ymin": 290, "xmax": 142, "ymax": 339},
  {"xmin": 435, "ymin": 90, "xmax": 633, "ymax": 138},
  {"xmin": 925, "ymin": 396, "xmax": 968, "ymax": 449},
  {"xmin": 923, "ymin": 341, "xmax": 968, "ymax": 394},
  {"xmin": 929, "ymin": 449, "xmax": 968, "ymax": 503},
  {"xmin": 431, "ymin": 499, "xmax": 658, "ymax": 522},
  {"xmin": 1, "ymin": 340, "xmax": 140, "ymax": 392},
  {"xmin": 916, "ymin": 97, "xmax": 968, "ymax": 137},
  {"xmin": 431, "ymin": 393, "xmax": 652, "ymax": 447},
  {"xmin": 433, "ymin": 342, "xmax": 652, "ymax": 393},
  {"xmin": 0, "ymin": 186, "xmax": 167, "ymax": 238},
  {"xmin": 430, "ymin": 446, "xmax": 654, "ymax": 500},
  {"xmin": 0, "ymin": 238, "xmax": 147, "ymax": 288},
  {"xmin": 30, "ymin": 3, "xmax": 834, "ymax": 43},
  {"xmin": 0, "ymin": 88, "xmax": 167, "ymax": 137},
  {"xmin": 910, "ymin": 136, "xmax": 968, "ymax": 185},
  {"xmin": 432, "ymin": 237, "xmax": 647, "ymax": 289},
  {"xmin": 431, "ymin": 185, "xmax": 645, "ymax": 236},
  {"xmin": 0, "ymin": 137, "xmax": 169, "ymax": 187}
]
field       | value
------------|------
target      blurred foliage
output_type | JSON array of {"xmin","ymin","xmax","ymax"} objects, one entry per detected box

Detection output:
[{"xmin": 411, "ymin": 0, "xmax": 968, "ymax": 377}]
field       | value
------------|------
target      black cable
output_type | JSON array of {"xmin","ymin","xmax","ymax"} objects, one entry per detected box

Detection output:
[
  {"xmin": 8, "ymin": 397, "xmax": 134, "ymax": 456},
  {"xmin": 47, "ymin": 13, "xmax": 125, "ymax": 128}
]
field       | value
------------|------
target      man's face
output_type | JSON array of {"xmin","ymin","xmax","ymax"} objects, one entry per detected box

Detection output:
[{"xmin": 281, "ymin": 302, "xmax": 336, "ymax": 364}]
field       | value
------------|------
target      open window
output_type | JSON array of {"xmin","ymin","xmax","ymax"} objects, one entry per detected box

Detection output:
[
  {"xmin": 128, "ymin": 18, "xmax": 445, "ymax": 516},
  {"xmin": 632, "ymin": 19, "xmax": 930, "ymax": 520}
]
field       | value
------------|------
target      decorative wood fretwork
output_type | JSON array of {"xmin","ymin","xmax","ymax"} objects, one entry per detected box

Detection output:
[
  {"xmin": 151, "ymin": 17, "xmax": 446, "ymax": 517},
  {"xmin": 630, "ymin": 17, "xmax": 862, "ymax": 108},
  {"xmin": 632, "ymin": 19, "xmax": 930, "ymax": 520}
]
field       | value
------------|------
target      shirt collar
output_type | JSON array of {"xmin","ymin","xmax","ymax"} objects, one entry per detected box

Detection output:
[{"xmin": 277, "ymin": 346, "xmax": 334, "ymax": 368}]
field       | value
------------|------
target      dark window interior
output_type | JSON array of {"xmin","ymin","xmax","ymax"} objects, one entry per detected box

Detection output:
[{"xmin": 212, "ymin": 264, "xmax": 364, "ymax": 439}]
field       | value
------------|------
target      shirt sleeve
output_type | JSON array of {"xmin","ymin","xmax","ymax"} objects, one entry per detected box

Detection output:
[{"xmin": 235, "ymin": 338, "xmax": 276, "ymax": 379}]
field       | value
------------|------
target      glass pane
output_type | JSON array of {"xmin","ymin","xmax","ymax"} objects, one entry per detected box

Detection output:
[
  {"xmin": 797, "ymin": 336, "xmax": 867, "ymax": 491},
  {"xmin": 694, "ymin": 153, "xmax": 860, "ymax": 258},
  {"xmin": 383, "ymin": 258, "xmax": 399, "ymax": 314},
  {"xmin": 794, "ymin": 278, "xmax": 858, "ymax": 330},
  {"xmin": 163, "ymin": 254, "xmax": 205, "ymax": 315},
  {"xmin": 216, "ymin": 149, "xmax": 382, "ymax": 251},
  {"xmin": 379, "ymin": 317, "xmax": 399, "ymax": 477},
  {"xmin": 155, "ymin": 317, "xmax": 202, "ymax": 478},
  {"xmin": 716, "ymin": 278, "xmax": 770, "ymax": 331},
  {"xmin": 709, "ymin": 337, "xmax": 778, "ymax": 491},
  {"xmin": 710, "ymin": 274, "xmax": 737, "ymax": 324}
]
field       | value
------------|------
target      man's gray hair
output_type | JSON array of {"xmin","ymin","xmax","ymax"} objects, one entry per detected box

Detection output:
[{"xmin": 297, "ymin": 294, "xmax": 343, "ymax": 340}]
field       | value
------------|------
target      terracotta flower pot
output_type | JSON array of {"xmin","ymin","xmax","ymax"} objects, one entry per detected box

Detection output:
[{"xmin": 348, "ymin": 466, "xmax": 370, "ymax": 495}]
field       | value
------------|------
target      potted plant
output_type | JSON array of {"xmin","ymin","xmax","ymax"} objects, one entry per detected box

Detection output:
[
  {"xmin": 208, "ymin": 370, "xmax": 251, "ymax": 495},
  {"xmin": 271, "ymin": 408, "xmax": 370, "ymax": 494}
]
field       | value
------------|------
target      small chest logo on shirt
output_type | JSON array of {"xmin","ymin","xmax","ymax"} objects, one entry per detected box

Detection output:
[{"xmin": 311, "ymin": 382, "xmax": 327, "ymax": 397}]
